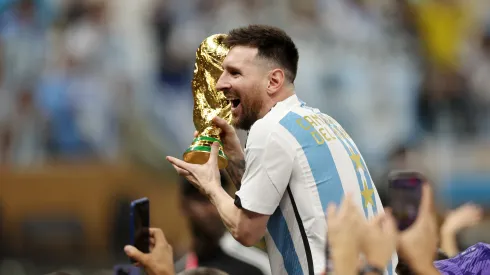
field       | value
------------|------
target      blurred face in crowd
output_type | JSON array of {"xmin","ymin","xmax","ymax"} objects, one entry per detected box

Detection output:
[
  {"xmin": 216, "ymin": 46, "xmax": 270, "ymax": 130},
  {"xmin": 182, "ymin": 194, "xmax": 225, "ymax": 243}
]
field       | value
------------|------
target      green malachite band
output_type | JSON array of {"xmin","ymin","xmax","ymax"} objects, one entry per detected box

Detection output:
[
  {"xmin": 192, "ymin": 136, "xmax": 224, "ymax": 147},
  {"xmin": 185, "ymin": 146, "xmax": 228, "ymax": 159}
]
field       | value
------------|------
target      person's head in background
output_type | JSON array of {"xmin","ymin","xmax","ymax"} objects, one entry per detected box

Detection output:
[
  {"xmin": 179, "ymin": 173, "xmax": 230, "ymax": 256},
  {"xmin": 388, "ymin": 145, "xmax": 409, "ymax": 170},
  {"xmin": 16, "ymin": 86, "xmax": 35, "ymax": 113},
  {"xmin": 178, "ymin": 267, "xmax": 229, "ymax": 275}
]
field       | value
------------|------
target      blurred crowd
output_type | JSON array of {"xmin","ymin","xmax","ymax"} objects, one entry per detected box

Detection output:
[
  {"xmin": 0, "ymin": 0, "xmax": 489, "ymax": 171},
  {"xmin": 1, "ymin": 0, "xmax": 490, "ymax": 274}
]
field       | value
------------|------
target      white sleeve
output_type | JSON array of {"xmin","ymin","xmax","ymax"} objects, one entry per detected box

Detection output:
[{"xmin": 235, "ymin": 124, "xmax": 295, "ymax": 215}]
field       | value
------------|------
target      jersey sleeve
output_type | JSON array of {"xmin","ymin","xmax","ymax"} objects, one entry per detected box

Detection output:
[{"xmin": 235, "ymin": 123, "xmax": 295, "ymax": 215}]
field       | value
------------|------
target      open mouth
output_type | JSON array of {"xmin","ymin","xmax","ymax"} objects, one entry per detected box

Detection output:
[{"xmin": 230, "ymin": 99, "xmax": 241, "ymax": 108}]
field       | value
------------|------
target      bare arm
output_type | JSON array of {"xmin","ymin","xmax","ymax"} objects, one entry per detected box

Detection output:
[
  {"xmin": 208, "ymin": 184, "xmax": 268, "ymax": 247},
  {"xmin": 167, "ymin": 142, "xmax": 268, "ymax": 247},
  {"xmin": 225, "ymin": 157, "xmax": 245, "ymax": 189}
]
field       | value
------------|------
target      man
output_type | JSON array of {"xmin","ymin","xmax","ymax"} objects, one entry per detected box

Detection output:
[
  {"xmin": 174, "ymin": 176, "xmax": 270, "ymax": 275},
  {"xmin": 167, "ymin": 25, "xmax": 397, "ymax": 274}
]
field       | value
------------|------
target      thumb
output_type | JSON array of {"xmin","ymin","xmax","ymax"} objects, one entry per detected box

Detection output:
[
  {"xmin": 326, "ymin": 203, "xmax": 337, "ymax": 222},
  {"xmin": 418, "ymin": 183, "xmax": 435, "ymax": 219},
  {"xmin": 208, "ymin": 142, "xmax": 220, "ymax": 166},
  {"xmin": 124, "ymin": 245, "xmax": 147, "ymax": 264},
  {"xmin": 213, "ymin": 116, "xmax": 232, "ymax": 133}
]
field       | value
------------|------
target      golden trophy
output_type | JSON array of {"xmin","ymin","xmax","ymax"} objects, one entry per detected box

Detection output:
[{"xmin": 183, "ymin": 34, "xmax": 231, "ymax": 169}]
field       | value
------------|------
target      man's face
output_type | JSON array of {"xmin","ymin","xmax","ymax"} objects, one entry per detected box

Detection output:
[{"xmin": 216, "ymin": 46, "xmax": 268, "ymax": 130}]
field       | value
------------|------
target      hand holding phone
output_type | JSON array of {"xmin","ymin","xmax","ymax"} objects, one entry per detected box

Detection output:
[
  {"xmin": 130, "ymin": 198, "xmax": 150, "ymax": 263},
  {"xmin": 388, "ymin": 170, "xmax": 425, "ymax": 231}
]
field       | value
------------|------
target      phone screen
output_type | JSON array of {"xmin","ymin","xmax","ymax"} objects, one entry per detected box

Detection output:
[
  {"xmin": 389, "ymin": 174, "xmax": 423, "ymax": 231},
  {"xmin": 130, "ymin": 198, "xmax": 150, "ymax": 259}
]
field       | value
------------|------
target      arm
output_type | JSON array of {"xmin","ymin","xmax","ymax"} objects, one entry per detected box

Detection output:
[
  {"xmin": 223, "ymin": 125, "xmax": 293, "ymax": 245},
  {"xmin": 225, "ymin": 157, "xmax": 245, "ymax": 189},
  {"xmin": 207, "ymin": 185, "xmax": 269, "ymax": 247},
  {"xmin": 440, "ymin": 204, "xmax": 482, "ymax": 257},
  {"xmin": 440, "ymin": 228, "xmax": 460, "ymax": 258}
]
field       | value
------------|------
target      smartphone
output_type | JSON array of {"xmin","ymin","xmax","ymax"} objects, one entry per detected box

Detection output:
[
  {"xmin": 388, "ymin": 170, "xmax": 425, "ymax": 231},
  {"xmin": 114, "ymin": 264, "xmax": 141, "ymax": 275},
  {"xmin": 129, "ymin": 198, "xmax": 150, "ymax": 263}
]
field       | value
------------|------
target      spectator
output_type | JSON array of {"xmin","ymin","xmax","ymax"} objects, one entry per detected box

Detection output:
[
  {"xmin": 173, "ymin": 176, "xmax": 269, "ymax": 275},
  {"xmin": 0, "ymin": 86, "xmax": 47, "ymax": 166}
]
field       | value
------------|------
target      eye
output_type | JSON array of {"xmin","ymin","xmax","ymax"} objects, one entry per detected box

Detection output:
[{"xmin": 230, "ymin": 70, "xmax": 240, "ymax": 76}]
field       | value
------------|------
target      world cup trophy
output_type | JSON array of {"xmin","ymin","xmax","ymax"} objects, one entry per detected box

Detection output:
[{"xmin": 183, "ymin": 34, "xmax": 231, "ymax": 169}]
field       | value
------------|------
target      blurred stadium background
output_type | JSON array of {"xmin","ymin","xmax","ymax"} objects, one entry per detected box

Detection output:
[{"xmin": 0, "ymin": 0, "xmax": 490, "ymax": 274}]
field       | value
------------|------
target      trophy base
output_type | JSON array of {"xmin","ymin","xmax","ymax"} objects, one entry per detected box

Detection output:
[
  {"xmin": 183, "ymin": 149, "xmax": 228, "ymax": 169},
  {"xmin": 183, "ymin": 136, "xmax": 228, "ymax": 169}
]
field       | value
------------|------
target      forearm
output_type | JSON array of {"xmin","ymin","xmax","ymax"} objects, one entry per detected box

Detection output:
[
  {"xmin": 440, "ymin": 228, "xmax": 460, "ymax": 257},
  {"xmin": 208, "ymin": 185, "xmax": 241, "ymax": 235},
  {"xmin": 207, "ymin": 185, "xmax": 264, "ymax": 246},
  {"xmin": 225, "ymin": 156, "xmax": 245, "ymax": 189}
]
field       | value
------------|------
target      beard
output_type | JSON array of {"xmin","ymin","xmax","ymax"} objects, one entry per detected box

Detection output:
[{"xmin": 232, "ymin": 92, "xmax": 263, "ymax": 131}]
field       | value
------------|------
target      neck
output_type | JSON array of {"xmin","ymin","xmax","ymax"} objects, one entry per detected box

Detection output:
[
  {"xmin": 274, "ymin": 85, "xmax": 295, "ymax": 102},
  {"xmin": 261, "ymin": 86, "xmax": 295, "ymax": 116}
]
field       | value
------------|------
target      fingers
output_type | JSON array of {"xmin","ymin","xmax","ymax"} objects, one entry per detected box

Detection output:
[
  {"xmin": 124, "ymin": 245, "xmax": 147, "ymax": 265},
  {"xmin": 461, "ymin": 204, "xmax": 483, "ymax": 215},
  {"xmin": 382, "ymin": 212, "xmax": 398, "ymax": 234},
  {"xmin": 166, "ymin": 156, "xmax": 194, "ymax": 172},
  {"xmin": 193, "ymin": 131, "xmax": 199, "ymax": 138},
  {"xmin": 212, "ymin": 116, "xmax": 233, "ymax": 133},
  {"xmin": 207, "ymin": 142, "xmax": 219, "ymax": 166},
  {"xmin": 326, "ymin": 203, "xmax": 337, "ymax": 221},
  {"xmin": 149, "ymin": 228, "xmax": 168, "ymax": 248},
  {"xmin": 338, "ymin": 193, "xmax": 354, "ymax": 216},
  {"xmin": 172, "ymin": 164, "xmax": 191, "ymax": 177},
  {"xmin": 419, "ymin": 183, "xmax": 434, "ymax": 218},
  {"xmin": 369, "ymin": 213, "xmax": 386, "ymax": 227}
]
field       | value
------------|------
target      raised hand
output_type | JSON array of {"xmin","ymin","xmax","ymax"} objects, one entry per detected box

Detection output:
[
  {"xmin": 167, "ymin": 142, "xmax": 222, "ymax": 197},
  {"xmin": 124, "ymin": 228, "xmax": 174, "ymax": 275},
  {"xmin": 441, "ymin": 203, "xmax": 483, "ymax": 257},
  {"xmin": 360, "ymin": 210, "xmax": 398, "ymax": 270},
  {"xmin": 398, "ymin": 183, "xmax": 440, "ymax": 275},
  {"xmin": 212, "ymin": 116, "xmax": 245, "ymax": 188}
]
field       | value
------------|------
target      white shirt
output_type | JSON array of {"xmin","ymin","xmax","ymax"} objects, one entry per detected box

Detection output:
[{"xmin": 235, "ymin": 95, "xmax": 398, "ymax": 275}]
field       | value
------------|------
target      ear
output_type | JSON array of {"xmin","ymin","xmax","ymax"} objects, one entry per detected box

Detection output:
[{"xmin": 267, "ymin": 68, "xmax": 285, "ymax": 95}]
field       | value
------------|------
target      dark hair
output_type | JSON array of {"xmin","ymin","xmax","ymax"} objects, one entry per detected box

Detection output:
[
  {"xmin": 178, "ymin": 267, "xmax": 229, "ymax": 275},
  {"xmin": 224, "ymin": 25, "xmax": 299, "ymax": 83}
]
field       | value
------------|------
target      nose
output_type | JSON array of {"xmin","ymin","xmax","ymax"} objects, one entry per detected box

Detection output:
[{"xmin": 216, "ymin": 72, "xmax": 230, "ymax": 92}]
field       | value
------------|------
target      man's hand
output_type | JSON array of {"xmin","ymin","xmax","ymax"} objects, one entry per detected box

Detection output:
[
  {"xmin": 326, "ymin": 195, "xmax": 365, "ymax": 275},
  {"xmin": 212, "ymin": 116, "xmax": 244, "ymax": 162},
  {"xmin": 442, "ymin": 203, "xmax": 482, "ymax": 235},
  {"xmin": 124, "ymin": 228, "xmax": 174, "ymax": 275},
  {"xmin": 441, "ymin": 203, "xmax": 483, "ymax": 257},
  {"xmin": 360, "ymin": 211, "xmax": 398, "ymax": 270},
  {"xmin": 398, "ymin": 183, "xmax": 439, "ymax": 274},
  {"xmin": 167, "ymin": 142, "xmax": 222, "ymax": 197}
]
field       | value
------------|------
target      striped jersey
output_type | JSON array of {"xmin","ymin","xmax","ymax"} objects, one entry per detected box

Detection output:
[{"xmin": 235, "ymin": 94, "xmax": 398, "ymax": 275}]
